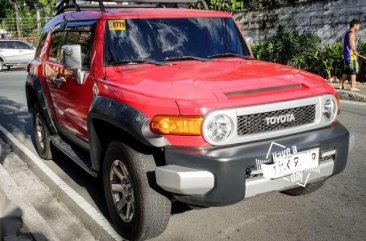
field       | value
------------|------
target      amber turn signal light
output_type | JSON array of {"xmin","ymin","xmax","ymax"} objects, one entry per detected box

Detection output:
[{"xmin": 150, "ymin": 116, "xmax": 203, "ymax": 135}]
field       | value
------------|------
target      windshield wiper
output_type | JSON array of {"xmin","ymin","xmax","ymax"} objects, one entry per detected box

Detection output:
[
  {"xmin": 112, "ymin": 59, "xmax": 166, "ymax": 66},
  {"xmin": 164, "ymin": 56, "xmax": 210, "ymax": 62},
  {"xmin": 208, "ymin": 53, "xmax": 252, "ymax": 60}
]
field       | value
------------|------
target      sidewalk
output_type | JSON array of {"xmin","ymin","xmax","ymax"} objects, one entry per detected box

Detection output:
[
  {"xmin": 330, "ymin": 83, "xmax": 366, "ymax": 103},
  {"xmin": 0, "ymin": 138, "xmax": 96, "ymax": 241},
  {"xmin": 0, "ymin": 126, "xmax": 121, "ymax": 241}
]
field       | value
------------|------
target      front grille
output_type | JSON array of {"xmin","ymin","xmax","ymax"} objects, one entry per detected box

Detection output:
[{"xmin": 237, "ymin": 105, "xmax": 316, "ymax": 136}]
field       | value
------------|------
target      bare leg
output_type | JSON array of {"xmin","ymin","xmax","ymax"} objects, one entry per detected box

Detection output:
[
  {"xmin": 350, "ymin": 74, "xmax": 360, "ymax": 91},
  {"xmin": 339, "ymin": 74, "xmax": 347, "ymax": 89}
]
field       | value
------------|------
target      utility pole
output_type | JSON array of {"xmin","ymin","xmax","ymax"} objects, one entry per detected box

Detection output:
[
  {"xmin": 35, "ymin": 3, "xmax": 41, "ymax": 34},
  {"xmin": 8, "ymin": 0, "xmax": 22, "ymax": 38}
]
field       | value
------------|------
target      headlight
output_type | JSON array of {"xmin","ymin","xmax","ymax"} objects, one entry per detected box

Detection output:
[
  {"xmin": 204, "ymin": 114, "xmax": 233, "ymax": 142},
  {"xmin": 322, "ymin": 98, "xmax": 337, "ymax": 121}
]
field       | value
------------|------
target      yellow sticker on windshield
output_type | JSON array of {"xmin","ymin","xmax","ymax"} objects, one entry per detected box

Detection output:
[{"xmin": 108, "ymin": 20, "xmax": 126, "ymax": 31}]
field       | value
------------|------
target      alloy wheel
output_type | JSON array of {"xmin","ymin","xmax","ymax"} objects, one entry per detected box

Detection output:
[
  {"xmin": 35, "ymin": 113, "xmax": 45, "ymax": 150},
  {"xmin": 110, "ymin": 159, "xmax": 135, "ymax": 223}
]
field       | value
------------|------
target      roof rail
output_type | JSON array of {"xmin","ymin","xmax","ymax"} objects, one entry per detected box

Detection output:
[{"xmin": 55, "ymin": 0, "xmax": 209, "ymax": 15}]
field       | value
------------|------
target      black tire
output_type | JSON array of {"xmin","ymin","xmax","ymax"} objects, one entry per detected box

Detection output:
[
  {"xmin": 0, "ymin": 60, "xmax": 3, "ymax": 72},
  {"xmin": 103, "ymin": 141, "xmax": 171, "ymax": 241},
  {"xmin": 32, "ymin": 105, "xmax": 53, "ymax": 160},
  {"xmin": 7, "ymin": 66, "xmax": 10, "ymax": 70},
  {"xmin": 281, "ymin": 179, "xmax": 326, "ymax": 196}
]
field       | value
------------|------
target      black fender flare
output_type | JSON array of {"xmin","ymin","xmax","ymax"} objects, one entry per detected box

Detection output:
[
  {"xmin": 87, "ymin": 96, "xmax": 169, "ymax": 172},
  {"xmin": 25, "ymin": 73, "xmax": 58, "ymax": 134}
]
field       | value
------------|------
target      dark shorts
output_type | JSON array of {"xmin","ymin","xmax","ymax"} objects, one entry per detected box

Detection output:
[{"xmin": 343, "ymin": 60, "xmax": 360, "ymax": 75}]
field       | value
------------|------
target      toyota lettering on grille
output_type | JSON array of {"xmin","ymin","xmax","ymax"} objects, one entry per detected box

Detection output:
[{"xmin": 265, "ymin": 113, "xmax": 295, "ymax": 125}]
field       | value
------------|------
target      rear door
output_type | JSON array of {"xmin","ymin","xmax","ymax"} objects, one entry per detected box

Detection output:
[{"xmin": 14, "ymin": 41, "xmax": 35, "ymax": 64}]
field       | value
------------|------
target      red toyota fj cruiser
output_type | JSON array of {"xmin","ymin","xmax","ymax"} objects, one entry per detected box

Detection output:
[{"xmin": 26, "ymin": 0, "xmax": 350, "ymax": 240}]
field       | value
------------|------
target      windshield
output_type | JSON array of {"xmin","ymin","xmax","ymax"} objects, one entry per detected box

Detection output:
[{"xmin": 104, "ymin": 18, "xmax": 251, "ymax": 65}]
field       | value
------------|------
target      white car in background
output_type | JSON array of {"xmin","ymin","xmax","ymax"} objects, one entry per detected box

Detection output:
[{"xmin": 0, "ymin": 40, "xmax": 35, "ymax": 71}]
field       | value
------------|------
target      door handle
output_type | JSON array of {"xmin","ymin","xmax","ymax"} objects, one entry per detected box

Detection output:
[{"xmin": 50, "ymin": 76, "xmax": 66, "ymax": 88}]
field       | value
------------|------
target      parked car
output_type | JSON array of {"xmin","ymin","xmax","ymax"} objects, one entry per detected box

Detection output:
[
  {"xmin": 25, "ymin": 0, "xmax": 350, "ymax": 240},
  {"xmin": 0, "ymin": 39, "xmax": 35, "ymax": 71}
]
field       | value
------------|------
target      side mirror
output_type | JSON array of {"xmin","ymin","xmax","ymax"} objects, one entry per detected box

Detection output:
[
  {"xmin": 61, "ymin": 45, "xmax": 85, "ymax": 85},
  {"xmin": 61, "ymin": 45, "xmax": 82, "ymax": 69}
]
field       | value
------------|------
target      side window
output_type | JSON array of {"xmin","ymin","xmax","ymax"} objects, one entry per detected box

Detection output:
[
  {"xmin": 2, "ymin": 41, "xmax": 15, "ymax": 49},
  {"xmin": 15, "ymin": 41, "xmax": 30, "ymax": 49},
  {"xmin": 0, "ymin": 41, "xmax": 5, "ymax": 48},
  {"xmin": 35, "ymin": 31, "xmax": 48, "ymax": 60},
  {"xmin": 65, "ymin": 21, "xmax": 96, "ymax": 70},
  {"xmin": 49, "ymin": 31, "xmax": 65, "ymax": 62}
]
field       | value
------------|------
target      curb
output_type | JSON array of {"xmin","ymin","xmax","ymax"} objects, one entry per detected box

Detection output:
[
  {"xmin": 335, "ymin": 89, "xmax": 366, "ymax": 103},
  {"xmin": 0, "ymin": 126, "xmax": 122, "ymax": 241}
]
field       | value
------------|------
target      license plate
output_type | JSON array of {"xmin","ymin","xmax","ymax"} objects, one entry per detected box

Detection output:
[{"xmin": 261, "ymin": 148, "xmax": 319, "ymax": 179}]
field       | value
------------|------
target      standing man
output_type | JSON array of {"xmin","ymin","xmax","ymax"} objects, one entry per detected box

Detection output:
[{"xmin": 339, "ymin": 19, "xmax": 362, "ymax": 91}]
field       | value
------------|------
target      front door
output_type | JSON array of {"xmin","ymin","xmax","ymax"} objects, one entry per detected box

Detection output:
[{"xmin": 45, "ymin": 21, "xmax": 96, "ymax": 141}]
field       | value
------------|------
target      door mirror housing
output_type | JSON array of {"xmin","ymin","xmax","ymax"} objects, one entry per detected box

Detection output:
[
  {"xmin": 61, "ymin": 45, "xmax": 86, "ymax": 85},
  {"xmin": 61, "ymin": 45, "xmax": 82, "ymax": 69}
]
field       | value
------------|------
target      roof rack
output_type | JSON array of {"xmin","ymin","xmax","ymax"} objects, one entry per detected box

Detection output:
[{"xmin": 55, "ymin": 0, "xmax": 209, "ymax": 15}]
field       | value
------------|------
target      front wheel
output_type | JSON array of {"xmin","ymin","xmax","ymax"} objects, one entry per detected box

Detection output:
[
  {"xmin": 103, "ymin": 141, "xmax": 171, "ymax": 241},
  {"xmin": 0, "ymin": 60, "xmax": 4, "ymax": 72},
  {"xmin": 32, "ymin": 106, "xmax": 53, "ymax": 160}
]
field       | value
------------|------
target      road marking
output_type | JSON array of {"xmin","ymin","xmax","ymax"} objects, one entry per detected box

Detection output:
[
  {"xmin": 340, "ymin": 100, "xmax": 366, "ymax": 106},
  {"xmin": 0, "ymin": 125, "xmax": 121, "ymax": 241}
]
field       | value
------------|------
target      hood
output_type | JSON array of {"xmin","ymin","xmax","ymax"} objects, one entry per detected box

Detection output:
[{"xmin": 105, "ymin": 59, "xmax": 334, "ymax": 114}]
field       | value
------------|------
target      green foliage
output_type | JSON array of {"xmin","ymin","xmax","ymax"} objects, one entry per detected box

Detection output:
[
  {"xmin": 1, "ymin": 0, "xmax": 56, "ymax": 37},
  {"xmin": 209, "ymin": 0, "xmax": 245, "ymax": 11},
  {"xmin": 0, "ymin": 0, "xmax": 12, "ymax": 18},
  {"xmin": 252, "ymin": 26, "xmax": 321, "ymax": 70},
  {"xmin": 38, "ymin": 0, "xmax": 57, "ymax": 16},
  {"xmin": 321, "ymin": 43, "xmax": 344, "ymax": 79},
  {"xmin": 252, "ymin": 26, "xmax": 366, "ymax": 82},
  {"xmin": 207, "ymin": 0, "xmax": 286, "ymax": 11},
  {"xmin": 357, "ymin": 41, "xmax": 366, "ymax": 82}
]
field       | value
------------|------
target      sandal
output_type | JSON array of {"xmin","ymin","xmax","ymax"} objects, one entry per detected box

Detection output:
[{"xmin": 350, "ymin": 88, "xmax": 360, "ymax": 92}]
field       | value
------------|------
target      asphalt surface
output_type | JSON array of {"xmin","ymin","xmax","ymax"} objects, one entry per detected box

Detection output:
[{"xmin": 0, "ymin": 69, "xmax": 365, "ymax": 241}]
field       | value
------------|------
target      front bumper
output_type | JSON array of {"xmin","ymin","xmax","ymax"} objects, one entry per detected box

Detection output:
[{"xmin": 156, "ymin": 122, "xmax": 350, "ymax": 207}]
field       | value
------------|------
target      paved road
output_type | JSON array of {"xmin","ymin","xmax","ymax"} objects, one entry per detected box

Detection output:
[{"xmin": 0, "ymin": 70, "xmax": 365, "ymax": 241}]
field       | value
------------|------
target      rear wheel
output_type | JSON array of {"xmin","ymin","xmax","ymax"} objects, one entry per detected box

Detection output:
[
  {"xmin": 103, "ymin": 141, "xmax": 171, "ymax": 241},
  {"xmin": 0, "ymin": 60, "xmax": 4, "ymax": 72},
  {"xmin": 32, "ymin": 105, "xmax": 53, "ymax": 160},
  {"xmin": 281, "ymin": 179, "xmax": 326, "ymax": 196}
]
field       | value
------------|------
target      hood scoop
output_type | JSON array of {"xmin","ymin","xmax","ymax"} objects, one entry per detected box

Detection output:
[{"xmin": 225, "ymin": 84, "xmax": 303, "ymax": 98}]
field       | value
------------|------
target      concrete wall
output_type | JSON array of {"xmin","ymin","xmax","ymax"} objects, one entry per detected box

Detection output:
[{"xmin": 234, "ymin": 0, "xmax": 366, "ymax": 45}]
